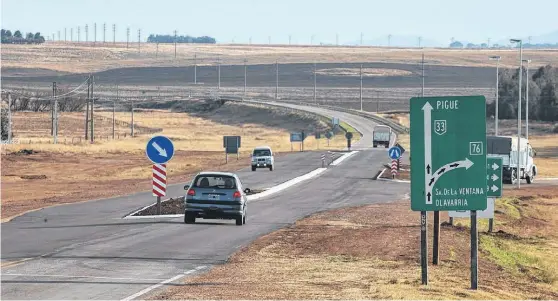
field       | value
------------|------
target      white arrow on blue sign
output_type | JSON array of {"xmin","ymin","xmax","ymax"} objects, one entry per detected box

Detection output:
[
  {"xmin": 146, "ymin": 135, "xmax": 175, "ymax": 164},
  {"xmin": 388, "ymin": 146, "xmax": 402, "ymax": 160}
]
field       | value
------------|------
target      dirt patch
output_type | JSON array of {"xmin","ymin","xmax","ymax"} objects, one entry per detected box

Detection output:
[
  {"xmin": 151, "ymin": 197, "xmax": 558, "ymax": 300},
  {"xmin": 316, "ymin": 67, "xmax": 413, "ymax": 77},
  {"xmin": 379, "ymin": 163, "xmax": 410, "ymax": 180}
]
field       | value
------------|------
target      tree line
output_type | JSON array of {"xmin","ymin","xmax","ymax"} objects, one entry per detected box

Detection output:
[
  {"xmin": 1, "ymin": 29, "xmax": 45, "ymax": 44},
  {"xmin": 1, "ymin": 90, "xmax": 87, "ymax": 113},
  {"xmin": 487, "ymin": 64, "xmax": 558, "ymax": 122},
  {"xmin": 147, "ymin": 34, "xmax": 216, "ymax": 44},
  {"xmin": 449, "ymin": 41, "xmax": 558, "ymax": 49}
]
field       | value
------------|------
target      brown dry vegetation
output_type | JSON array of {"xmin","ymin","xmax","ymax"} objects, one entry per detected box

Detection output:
[
  {"xmin": 3, "ymin": 43, "xmax": 558, "ymax": 73},
  {"xmin": 1, "ymin": 102, "xmax": 349, "ymax": 220},
  {"xmin": 152, "ymin": 186, "xmax": 558, "ymax": 300}
]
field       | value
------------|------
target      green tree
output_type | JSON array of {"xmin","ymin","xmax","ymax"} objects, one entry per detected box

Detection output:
[
  {"xmin": 26, "ymin": 32, "xmax": 34, "ymax": 40},
  {"xmin": 14, "ymin": 30, "xmax": 22, "ymax": 38},
  {"xmin": 5, "ymin": 30, "xmax": 12, "ymax": 37}
]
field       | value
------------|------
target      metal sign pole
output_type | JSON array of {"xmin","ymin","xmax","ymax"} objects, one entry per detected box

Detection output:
[
  {"xmin": 471, "ymin": 210, "xmax": 479, "ymax": 289},
  {"xmin": 421, "ymin": 211, "xmax": 428, "ymax": 285},
  {"xmin": 157, "ymin": 196, "xmax": 161, "ymax": 215}
]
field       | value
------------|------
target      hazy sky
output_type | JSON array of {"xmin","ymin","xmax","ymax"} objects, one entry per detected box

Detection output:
[{"xmin": 1, "ymin": 0, "xmax": 557, "ymax": 45}]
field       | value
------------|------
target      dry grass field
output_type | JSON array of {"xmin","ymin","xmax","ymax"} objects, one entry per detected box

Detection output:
[
  {"xmin": 151, "ymin": 185, "xmax": 558, "ymax": 300},
  {"xmin": 1, "ymin": 102, "xmax": 350, "ymax": 220},
  {"xmin": 3, "ymin": 43, "xmax": 558, "ymax": 74}
]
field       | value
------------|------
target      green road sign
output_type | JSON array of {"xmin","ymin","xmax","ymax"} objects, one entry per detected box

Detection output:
[
  {"xmin": 410, "ymin": 96, "xmax": 487, "ymax": 211},
  {"xmin": 486, "ymin": 156, "xmax": 503, "ymax": 197}
]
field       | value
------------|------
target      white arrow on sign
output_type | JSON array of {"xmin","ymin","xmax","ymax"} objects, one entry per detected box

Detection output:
[
  {"xmin": 491, "ymin": 185, "xmax": 499, "ymax": 192},
  {"xmin": 423, "ymin": 102, "xmax": 433, "ymax": 204},
  {"xmin": 491, "ymin": 162, "xmax": 499, "ymax": 171},
  {"xmin": 152, "ymin": 141, "xmax": 168, "ymax": 157},
  {"xmin": 491, "ymin": 174, "xmax": 499, "ymax": 181},
  {"xmin": 426, "ymin": 158, "xmax": 474, "ymax": 204}
]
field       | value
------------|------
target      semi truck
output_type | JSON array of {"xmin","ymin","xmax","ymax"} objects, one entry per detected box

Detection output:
[
  {"xmin": 486, "ymin": 135, "xmax": 537, "ymax": 184},
  {"xmin": 373, "ymin": 125, "xmax": 392, "ymax": 148}
]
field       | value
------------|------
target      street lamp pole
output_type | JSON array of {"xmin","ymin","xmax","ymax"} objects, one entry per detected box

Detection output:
[
  {"xmin": 510, "ymin": 39, "xmax": 522, "ymax": 189},
  {"xmin": 522, "ymin": 59, "xmax": 531, "ymax": 140},
  {"xmin": 489, "ymin": 56, "xmax": 501, "ymax": 135}
]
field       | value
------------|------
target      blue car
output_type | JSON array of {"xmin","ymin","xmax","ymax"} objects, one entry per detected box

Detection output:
[{"xmin": 183, "ymin": 172, "xmax": 251, "ymax": 226}]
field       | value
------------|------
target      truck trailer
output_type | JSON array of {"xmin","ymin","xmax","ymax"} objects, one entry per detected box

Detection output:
[{"xmin": 486, "ymin": 135, "xmax": 537, "ymax": 184}]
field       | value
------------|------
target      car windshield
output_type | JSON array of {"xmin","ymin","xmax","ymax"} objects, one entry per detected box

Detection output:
[
  {"xmin": 193, "ymin": 175, "xmax": 237, "ymax": 189},
  {"xmin": 253, "ymin": 149, "xmax": 271, "ymax": 156}
]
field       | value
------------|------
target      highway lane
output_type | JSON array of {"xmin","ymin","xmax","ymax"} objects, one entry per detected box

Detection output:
[
  {"xmin": 1, "ymin": 147, "xmax": 407, "ymax": 300},
  {"xmin": 1, "ymin": 151, "xmax": 337, "ymax": 260}
]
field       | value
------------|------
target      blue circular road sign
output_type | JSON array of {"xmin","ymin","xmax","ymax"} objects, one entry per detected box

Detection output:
[
  {"xmin": 146, "ymin": 135, "xmax": 175, "ymax": 164},
  {"xmin": 388, "ymin": 146, "xmax": 402, "ymax": 160}
]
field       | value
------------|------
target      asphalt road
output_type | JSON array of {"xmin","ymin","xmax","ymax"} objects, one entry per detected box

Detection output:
[{"xmin": 1, "ymin": 102, "xmax": 408, "ymax": 299}]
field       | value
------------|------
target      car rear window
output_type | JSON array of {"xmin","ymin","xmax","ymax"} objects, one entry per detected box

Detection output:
[
  {"xmin": 253, "ymin": 149, "xmax": 271, "ymax": 156},
  {"xmin": 193, "ymin": 175, "xmax": 237, "ymax": 189}
]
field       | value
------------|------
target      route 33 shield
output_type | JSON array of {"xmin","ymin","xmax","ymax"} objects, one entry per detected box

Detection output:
[{"xmin": 434, "ymin": 120, "xmax": 447, "ymax": 135}]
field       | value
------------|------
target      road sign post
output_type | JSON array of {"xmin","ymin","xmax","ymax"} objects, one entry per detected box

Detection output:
[
  {"xmin": 410, "ymin": 95, "xmax": 487, "ymax": 286},
  {"xmin": 146, "ymin": 136, "xmax": 173, "ymax": 215},
  {"xmin": 391, "ymin": 159, "xmax": 398, "ymax": 178}
]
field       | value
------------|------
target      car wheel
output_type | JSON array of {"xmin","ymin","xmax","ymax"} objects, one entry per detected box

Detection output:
[
  {"xmin": 236, "ymin": 216, "xmax": 243, "ymax": 226},
  {"xmin": 251, "ymin": 166, "xmax": 256, "ymax": 171},
  {"xmin": 243, "ymin": 214, "xmax": 246, "ymax": 224},
  {"xmin": 269, "ymin": 165, "xmax": 273, "ymax": 171},
  {"xmin": 511, "ymin": 169, "xmax": 518, "ymax": 185},
  {"xmin": 526, "ymin": 168, "xmax": 534, "ymax": 184},
  {"xmin": 184, "ymin": 212, "xmax": 195, "ymax": 224},
  {"xmin": 373, "ymin": 144, "xmax": 377, "ymax": 148}
]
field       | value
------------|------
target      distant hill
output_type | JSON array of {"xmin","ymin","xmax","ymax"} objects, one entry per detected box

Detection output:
[{"xmin": 494, "ymin": 30, "xmax": 558, "ymax": 46}]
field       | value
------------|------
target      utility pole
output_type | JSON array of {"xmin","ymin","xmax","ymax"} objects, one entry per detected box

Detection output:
[
  {"xmin": 523, "ymin": 59, "xmax": 531, "ymax": 139},
  {"xmin": 194, "ymin": 53, "xmax": 197, "ymax": 84},
  {"xmin": 7, "ymin": 93, "xmax": 12, "ymax": 143},
  {"xmin": 85, "ymin": 77, "xmax": 90, "ymax": 139},
  {"xmin": 360, "ymin": 32, "xmax": 364, "ymax": 46},
  {"xmin": 131, "ymin": 98, "xmax": 134, "ymax": 137},
  {"xmin": 418, "ymin": 36, "xmax": 422, "ymax": 48},
  {"xmin": 77, "ymin": 26, "xmax": 80, "ymax": 42},
  {"xmin": 103, "ymin": 23, "xmax": 106, "ymax": 43},
  {"xmin": 93, "ymin": 23, "xmax": 96, "ymax": 46},
  {"xmin": 268, "ymin": 36, "xmax": 271, "ymax": 45},
  {"xmin": 360, "ymin": 64, "xmax": 363, "ymax": 111},
  {"xmin": 289, "ymin": 35, "xmax": 292, "ymax": 45},
  {"xmin": 313, "ymin": 62, "xmax": 317, "ymax": 104},
  {"xmin": 244, "ymin": 58, "xmax": 247, "ymax": 98},
  {"xmin": 90, "ymin": 76, "xmax": 94, "ymax": 143},
  {"xmin": 64, "ymin": 28, "xmax": 67, "ymax": 42},
  {"xmin": 336, "ymin": 33, "xmax": 339, "ymax": 46},
  {"xmin": 275, "ymin": 60, "xmax": 279, "ymax": 100},
  {"xmin": 489, "ymin": 56, "xmax": 501, "ymax": 135},
  {"xmin": 113, "ymin": 24, "xmax": 116, "ymax": 44},
  {"xmin": 70, "ymin": 28, "xmax": 73, "ymax": 42},
  {"xmin": 113, "ymin": 85, "xmax": 118, "ymax": 139},
  {"xmin": 58, "ymin": 30, "xmax": 60, "ymax": 41},
  {"xmin": 53, "ymin": 82, "xmax": 58, "ymax": 144},
  {"xmin": 85, "ymin": 24, "xmax": 89, "ymax": 42},
  {"xmin": 217, "ymin": 55, "xmax": 221, "ymax": 91},
  {"xmin": 138, "ymin": 29, "xmax": 141, "ymax": 53},
  {"xmin": 388, "ymin": 34, "xmax": 392, "ymax": 47},
  {"xmin": 174, "ymin": 30, "xmax": 177, "ymax": 58},
  {"xmin": 126, "ymin": 27, "xmax": 130, "ymax": 49},
  {"xmin": 51, "ymin": 82, "xmax": 56, "ymax": 135},
  {"xmin": 249, "ymin": 37, "xmax": 252, "ymax": 44},
  {"xmin": 421, "ymin": 53, "xmax": 425, "ymax": 97}
]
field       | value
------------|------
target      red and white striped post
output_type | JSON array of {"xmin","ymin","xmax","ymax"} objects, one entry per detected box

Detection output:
[
  {"xmin": 391, "ymin": 159, "xmax": 398, "ymax": 179},
  {"xmin": 152, "ymin": 163, "xmax": 167, "ymax": 214}
]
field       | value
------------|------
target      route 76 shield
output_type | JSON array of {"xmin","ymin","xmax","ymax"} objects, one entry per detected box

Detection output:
[{"xmin": 434, "ymin": 120, "xmax": 447, "ymax": 135}]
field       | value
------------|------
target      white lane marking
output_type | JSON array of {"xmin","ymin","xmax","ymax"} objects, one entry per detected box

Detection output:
[
  {"xmin": 124, "ymin": 214, "xmax": 184, "ymax": 219},
  {"xmin": 120, "ymin": 266, "xmax": 206, "ymax": 301},
  {"xmin": 330, "ymin": 151, "xmax": 359, "ymax": 166},
  {"xmin": 377, "ymin": 168, "xmax": 387, "ymax": 179},
  {"xmin": 2, "ymin": 273, "xmax": 169, "ymax": 282},
  {"xmin": 247, "ymin": 167, "xmax": 327, "ymax": 202},
  {"xmin": 538, "ymin": 177, "xmax": 558, "ymax": 181}
]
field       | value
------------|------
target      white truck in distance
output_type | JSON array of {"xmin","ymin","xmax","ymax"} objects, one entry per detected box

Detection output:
[
  {"xmin": 251, "ymin": 146, "xmax": 274, "ymax": 171},
  {"xmin": 373, "ymin": 125, "xmax": 392, "ymax": 148},
  {"xmin": 487, "ymin": 135, "xmax": 537, "ymax": 184}
]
